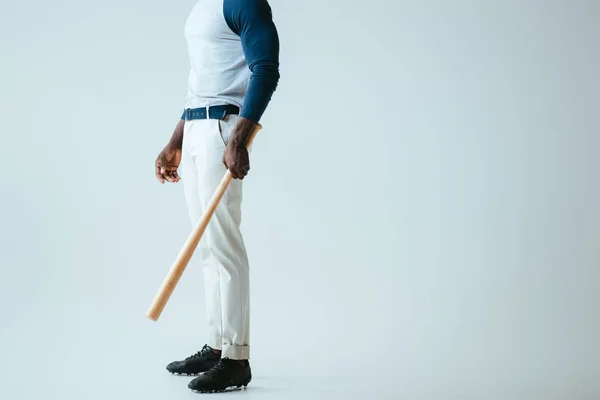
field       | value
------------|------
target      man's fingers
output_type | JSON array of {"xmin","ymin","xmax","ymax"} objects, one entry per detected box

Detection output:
[
  {"xmin": 231, "ymin": 165, "xmax": 241, "ymax": 179},
  {"xmin": 160, "ymin": 166, "xmax": 170, "ymax": 183},
  {"xmin": 241, "ymin": 164, "xmax": 250, "ymax": 179},
  {"xmin": 169, "ymin": 170, "xmax": 180, "ymax": 183},
  {"xmin": 234, "ymin": 167, "xmax": 248, "ymax": 180},
  {"xmin": 223, "ymin": 155, "xmax": 250, "ymax": 179},
  {"xmin": 155, "ymin": 159, "xmax": 165, "ymax": 184},
  {"xmin": 229, "ymin": 162, "xmax": 249, "ymax": 180},
  {"xmin": 165, "ymin": 169, "xmax": 178, "ymax": 183}
]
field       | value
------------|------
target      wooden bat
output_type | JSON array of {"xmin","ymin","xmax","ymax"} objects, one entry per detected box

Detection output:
[{"xmin": 146, "ymin": 123, "xmax": 262, "ymax": 321}]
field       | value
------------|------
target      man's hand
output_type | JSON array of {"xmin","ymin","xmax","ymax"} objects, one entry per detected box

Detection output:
[
  {"xmin": 156, "ymin": 119, "xmax": 185, "ymax": 184},
  {"xmin": 222, "ymin": 117, "xmax": 256, "ymax": 179},
  {"xmin": 223, "ymin": 142, "xmax": 250, "ymax": 180},
  {"xmin": 155, "ymin": 145, "xmax": 182, "ymax": 184}
]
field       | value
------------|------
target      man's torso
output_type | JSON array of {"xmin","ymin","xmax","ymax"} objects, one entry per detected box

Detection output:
[{"xmin": 185, "ymin": 0, "xmax": 250, "ymax": 109}]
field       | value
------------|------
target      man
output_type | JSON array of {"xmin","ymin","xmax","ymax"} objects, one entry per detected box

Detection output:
[{"xmin": 154, "ymin": 0, "xmax": 279, "ymax": 394}]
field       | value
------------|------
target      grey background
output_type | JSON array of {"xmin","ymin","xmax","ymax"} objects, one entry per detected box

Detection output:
[{"xmin": 1, "ymin": 0, "xmax": 598, "ymax": 399}]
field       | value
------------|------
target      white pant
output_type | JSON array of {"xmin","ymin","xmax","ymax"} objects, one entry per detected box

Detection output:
[{"xmin": 180, "ymin": 115, "xmax": 250, "ymax": 360}]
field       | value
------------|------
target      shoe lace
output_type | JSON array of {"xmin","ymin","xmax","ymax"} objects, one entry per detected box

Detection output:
[
  {"xmin": 185, "ymin": 345, "xmax": 212, "ymax": 361},
  {"xmin": 204, "ymin": 358, "xmax": 228, "ymax": 377}
]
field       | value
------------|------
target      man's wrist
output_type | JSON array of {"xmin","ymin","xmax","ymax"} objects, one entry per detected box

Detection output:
[
  {"xmin": 167, "ymin": 139, "xmax": 182, "ymax": 150},
  {"xmin": 230, "ymin": 116, "xmax": 257, "ymax": 149},
  {"xmin": 167, "ymin": 119, "xmax": 185, "ymax": 149},
  {"xmin": 168, "ymin": 133, "xmax": 183, "ymax": 149}
]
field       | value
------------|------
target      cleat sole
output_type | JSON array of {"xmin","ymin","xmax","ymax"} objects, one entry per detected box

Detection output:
[
  {"xmin": 190, "ymin": 384, "xmax": 248, "ymax": 394},
  {"xmin": 168, "ymin": 371, "xmax": 202, "ymax": 376}
]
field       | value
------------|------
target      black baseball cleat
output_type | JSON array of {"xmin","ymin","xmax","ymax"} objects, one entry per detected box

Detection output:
[
  {"xmin": 188, "ymin": 358, "xmax": 252, "ymax": 393},
  {"xmin": 166, "ymin": 345, "xmax": 221, "ymax": 376}
]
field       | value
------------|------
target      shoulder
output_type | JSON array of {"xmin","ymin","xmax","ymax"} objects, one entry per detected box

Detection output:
[
  {"xmin": 223, "ymin": 0, "xmax": 272, "ymax": 18},
  {"xmin": 224, "ymin": 0, "xmax": 271, "ymax": 8},
  {"xmin": 223, "ymin": 0, "xmax": 274, "ymax": 34}
]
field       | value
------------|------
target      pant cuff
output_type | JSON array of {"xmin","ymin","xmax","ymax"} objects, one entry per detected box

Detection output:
[
  {"xmin": 221, "ymin": 344, "xmax": 250, "ymax": 360},
  {"xmin": 207, "ymin": 337, "xmax": 222, "ymax": 351}
]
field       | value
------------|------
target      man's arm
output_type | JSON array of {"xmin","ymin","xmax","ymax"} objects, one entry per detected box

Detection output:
[
  {"xmin": 225, "ymin": 0, "xmax": 280, "ymax": 123},
  {"xmin": 223, "ymin": 0, "xmax": 280, "ymax": 179}
]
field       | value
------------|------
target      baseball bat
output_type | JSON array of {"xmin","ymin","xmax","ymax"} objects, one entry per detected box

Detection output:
[{"xmin": 146, "ymin": 123, "xmax": 262, "ymax": 321}]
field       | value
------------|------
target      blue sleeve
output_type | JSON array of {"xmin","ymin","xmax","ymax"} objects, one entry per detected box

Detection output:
[{"xmin": 224, "ymin": 0, "xmax": 280, "ymax": 123}]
